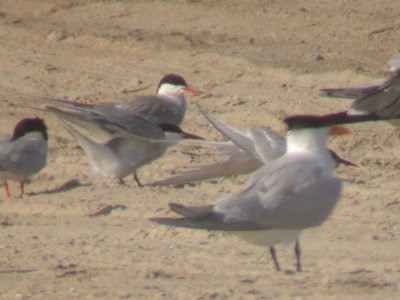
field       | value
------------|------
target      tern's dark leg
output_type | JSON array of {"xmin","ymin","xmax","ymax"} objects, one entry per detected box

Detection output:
[
  {"xmin": 133, "ymin": 172, "xmax": 143, "ymax": 187},
  {"xmin": 118, "ymin": 178, "xmax": 125, "ymax": 185},
  {"xmin": 19, "ymin": 181, "xmax": 25, "ymax": 198},
  {"xmin": 295, "ymin": 240, "xmax": 301, "ymax": 272},
  {"xmin": 269, "ymin": 246, "xmax": 281, "ymax": 271}
]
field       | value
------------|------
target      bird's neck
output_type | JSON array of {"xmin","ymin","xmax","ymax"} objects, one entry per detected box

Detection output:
[
  {"xmin": 157, "ymin": 84, "xmax": 186, "ymax": 107},
  {"xmin": 286, "ymin": 128, "xmax": 334, "ymax": 172},
  {"xmin": 18, "ymin": 131, "xmax": 46, "ymax": 141}
]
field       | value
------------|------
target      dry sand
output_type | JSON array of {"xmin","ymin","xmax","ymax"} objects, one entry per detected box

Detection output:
[{"xmin": 1, "ymin": 1, "xmax": 400, "ymax": 299}]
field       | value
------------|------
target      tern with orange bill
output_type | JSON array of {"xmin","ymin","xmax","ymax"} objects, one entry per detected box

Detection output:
[
  {"xmin": 150, "ymin": 106, "xmax": 356, "ymax": 186},
  {"xmin": 31, "ymin": 74, "xmax": 197, "ymax": 141},
  {"xmin": 150, "ymin": 114, "xmax": 350, "ymax": 272}
]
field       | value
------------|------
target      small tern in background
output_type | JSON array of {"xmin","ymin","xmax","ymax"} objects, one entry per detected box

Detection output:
[
  {"xmin": 47, "ymin": 106, "xmax": 204, "ymax": 186},
  {"xmin": 30, "ymin": 74, "xmax": 196, "ymax": 137},
  {"xmin": 0, "ymin": 118, "xmax": 48, "ymax": 197},
  {"xmin": 150, "ymin": 114, "xmax": 350, "ymax": 272},
  {"xmin": 320, "ymin": 54, "xmax": 400, "ymax": 125}
]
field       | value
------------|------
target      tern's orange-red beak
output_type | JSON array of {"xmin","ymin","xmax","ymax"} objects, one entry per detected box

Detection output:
[
  {"xmin": 183, "ymin": 87, "xmax": 197, "ymax": 93},
  {"xmin": 329, "ymin": 126, "xmax": 351, "ymax": 136}
]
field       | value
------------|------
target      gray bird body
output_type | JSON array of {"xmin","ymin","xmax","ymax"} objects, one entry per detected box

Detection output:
[
  {"xmin": 40, "ymin": 92, "xmax": 186, "ymax": 129},
  {"xmin": 151, "ymin": 126, "xmax": 342, "ymax": 245},
  {"xmin": 0, "ymin": 132, "xmax": 47, "ymax": 182},
  {"xmin": 34, "ymin": 74, "xmax": 192, "ymax": 141},
  {"xmin": 321, "ymin": 54, "xmax": 400, "ymax": 124},
  {"xmin": 49, "ymin": 107, "xmax": 188, "ymax": 181}
]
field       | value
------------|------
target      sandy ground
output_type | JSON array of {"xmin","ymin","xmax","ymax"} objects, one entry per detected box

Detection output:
[{"xmin": 1, "ymin": 1, "xmax": 400, "ymax": 299}]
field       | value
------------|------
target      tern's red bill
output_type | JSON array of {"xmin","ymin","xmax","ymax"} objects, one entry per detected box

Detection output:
[
  {"xmin": 183, "ymin": 87, "xmax": 197, "ymax": 93},
  {"xmin": 329, "ymin": 126, "xmax": 351, "ymax": 136}
]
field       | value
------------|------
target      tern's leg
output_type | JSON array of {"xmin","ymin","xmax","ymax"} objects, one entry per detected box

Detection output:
[
  {"xmin": 18, "ymin": 182, "xmax": 25, "ymax": 198},
  {"xmin": 118, "ymin": 178, "xmax": 125, "ymax": 185},
  {"xmin": 295, "ymin": 240, "xmax": 301, "ymax": 272},
  {"xmin": 269, "ymin": 246, "xmax": 281, "ymax": 271},
  {"xmin": 133, "ymin": 172, "xmax": 143, "ymax": 187},
  {"xmin": 4, "ymin": 181, "xmax": 11, "ymax": 198}
]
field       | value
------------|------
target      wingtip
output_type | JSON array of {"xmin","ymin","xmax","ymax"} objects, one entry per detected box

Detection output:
[
  {"xmin": 148, "ymin": 216, "xmax": 187, "ymax": 227},
  {"xmin": 169, "ymin": 202, "xmax": 185, "ymax": 212}
]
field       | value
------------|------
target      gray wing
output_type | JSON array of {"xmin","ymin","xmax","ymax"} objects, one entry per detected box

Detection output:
[
  {"xmin": 320, "ymin": 54, "xmax": 400, "ymax": 119},
  {"xmin": 151, "ymin": 157, "xmax": 342, "ymax": 231},
  {"xmin": 95, "ymin": 95, "xmax": 184, "ymax": 126},
  {"xmin": 30, "ymin": 96, "xmax": 97, "ymax": 112},
  {"xmin": 33, "ymin": 95, "xmax": 184, "ymax": 126},
  {"xmin": 247, "ymin": 126, "xmax": 286, "ymax": 164},
  {"xmin": 47, "ymin": 106, "xmax": 165, "ymax": 140},
  {"xmin": 197, "ymin": 105, "xmax": 261, "ymax": 161},
  {"xmin": 320, "ymin": 84, "xmax": 383, "ymax": 99},
  {"xmin": 0, "ymin": 138, "xmax": 47, "ymax": 174},
  {"xmin": 320, "ymin": 54, "xmax": 400, "ymax": 100},
  {"xmin": 349, "ymin": 70, "xmax": 400, "ymax": 118},
  {"xmin": 148, "ymin": 149, "xmax": 260, "ymax": 186},
  {"xmin": 214, "ymin": 158, "xmax": 341, "ymax": 229}
]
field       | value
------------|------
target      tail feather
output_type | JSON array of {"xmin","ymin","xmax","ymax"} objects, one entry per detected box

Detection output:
[
  {"xmin": 169, "ymin": 203, "xmax": 214, "ymax": 218},
  {"xmin": 52, "ymin": 112, "xmax": 105, "ymax": 159},
  {"xmin": 149, "ymin": 216, "xmax": 260, "ymax": 231},
  {"xmin": 36, "ymin": 96, "xmax": 94, "ymax": 112},
  {"xmin": 148, "ymin": 156, "xmax": 260, "ymax": 186},
  {"xmin": 148, "ymin": 160, "xmax": 236, "ymax": 186},
  {"xmin": 320, "ymin": 86, "xmax": 380, "ymax": 99},
  {"xmin": 149, "ymin": 217, "xmax": 212, "ymax": 230}
]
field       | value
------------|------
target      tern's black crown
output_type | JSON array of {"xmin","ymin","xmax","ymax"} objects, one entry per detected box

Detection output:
[
  {"xmin": 12, "ymin": 118, "xmax": 48, "ymax": 141},
  {"xmin": 157, "ymin": 74, "xmax": 188, "ymax": 91},
  {"xmin": 284, "ymin": 115, "xmax": 332, "ymax": 130}
]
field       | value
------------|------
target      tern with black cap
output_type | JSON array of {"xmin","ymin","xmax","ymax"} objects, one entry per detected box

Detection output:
[
  {"xmin": 320, "ymin": 54, "xmax": 400, "ymax": 126},
  {"xmin": 150, "ymin": 106, "xmax": 356, "ymax": 186},
  {"xmin": 47, "ymin": 106, "xmax": 203, "ymax": 185},
  {"xmin": 150, "ymin": 114, "xmax": 350, "ymax": 271},
  {"xmin": 0, "ymin": 118, "xmax": 48, "ymax": 197},
  {"xmin": 32, "ymin": 74, "xmax": 196, "ymax": 135}
]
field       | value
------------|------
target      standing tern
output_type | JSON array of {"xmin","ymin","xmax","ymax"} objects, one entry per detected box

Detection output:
[
  {"xmin": 149, "ymin": 107, "xmax": 355, "ymax": 186},
  {"xmin": 320, "ymin": 54, "xmax": 400, "ymax": 125},
  {"xmin": 32, "ymin": 74, "xmax": 196, "ymax": 132},
  {"xmin": 150, "ymin": 114, "xmax": 350, "ymax": 272},
  {"xmin": 0, "ymin": 118, "xmax": 48, "ymax": 198},
  {"xmin": 47, "ymin": 106, "xmax": 204, "ymax": 185}
]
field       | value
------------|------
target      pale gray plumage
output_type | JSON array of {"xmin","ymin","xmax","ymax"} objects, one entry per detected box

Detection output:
[
  {"xmin": 151, "ymin": 122, "xmax": 345, "ymax": 271},
  {"xmin": 0, "ymin": 134, "xmax": 47, "ymax": 181},
  {"xmin": 0, "ymin": 118, "xmax": 48, "ymax": 197},
  {"xmin": 149, "ymin": 108, "xmax": 354, "ymax": 186},
  {"xmin": 31, "ymin": 74, "xmax": 192, "ymax": 137},
  {"xmin": 320, "ymin": 54, "xmax": 400, "ymax": 122},
  {"xmin": 151, "ymin": 156, "xmax": 341, "ymax": 231},
  {"xmin": 47, "ymin": 106, "xmax": 202, "ymax": 185}
]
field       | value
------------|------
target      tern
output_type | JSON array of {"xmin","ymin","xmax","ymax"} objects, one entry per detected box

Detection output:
[
  {"xmin": 47, "ymin": 106, "xmax": 204, "ymax": 185},
  {"xmin": 32, "ymin": 74, "xmax": 196, "ymax": 135},
  {"xmin": 150, "ymin": 114, "xmax": 350, "ymax": 271},
  {"xmin": 0, "ymin": 118, "xmax": 48, "ymax": 197},
  {"xmin": 320, "ymin": 54, "xmax": 400, "ymax": 125},
  {"xmin": 150, "ymin": 107, "xmax": 355, "ymax": 186}
]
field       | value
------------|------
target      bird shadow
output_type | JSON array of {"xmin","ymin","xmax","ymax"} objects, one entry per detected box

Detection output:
[
  {"xmin": 88, "ymin": 204, "xmax": 127, "ymax": 217},
  {"xmin": 25, "ymin": 179, "xmax": 90, "ymax": 196},
  {"xmin": 0, "ymin": 269, "xmax": 37, "ymax": 274}
]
